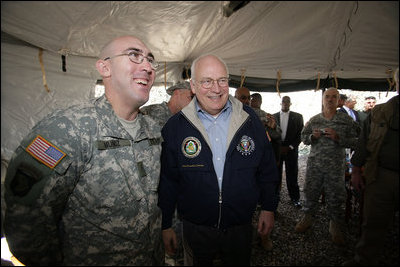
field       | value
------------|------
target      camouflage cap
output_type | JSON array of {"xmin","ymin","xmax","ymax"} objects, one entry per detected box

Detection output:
[{"xmin": 166, "ymin": 81, "xmax": 191, "ymax": 96}]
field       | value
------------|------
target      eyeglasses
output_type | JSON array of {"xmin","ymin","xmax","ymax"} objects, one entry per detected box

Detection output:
[
  {"xmin": 103, "ymin": 50, "xmax": 159, "ymax": 70},
  {"xmin": 196, "ymin": 77, "xmax": 229, "ymax": 89}
]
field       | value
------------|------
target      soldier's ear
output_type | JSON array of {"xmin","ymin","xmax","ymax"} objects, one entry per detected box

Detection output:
[{"xmin": 96, "ymin": 59, "xmax": 111, "ymax": 78}]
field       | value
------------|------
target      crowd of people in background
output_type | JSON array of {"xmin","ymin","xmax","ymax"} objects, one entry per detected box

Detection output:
[{"xmin": 2, "ymin": 35, "xmax": 398, "ymax": 266}]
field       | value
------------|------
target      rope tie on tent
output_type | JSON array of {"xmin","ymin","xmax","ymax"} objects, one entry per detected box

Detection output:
[
  {"xmin": 164, "ymin": 61, "xmax": 167, "ymax": 90},
  {"xmin": 276, "ymin": 70, "xmax": 281, "ymax": 97},
  {"xmin": 333, "ymin": 72, "xmax": 338, "ymax": 88},
  {"xmin": 240, "ymin": 68, "xmax": 246, "ymax": 87},
  {"xmin": 185, "ymin": 65, "xmax": 190, "ymax": 80},
  {"xmin": 385, "ymin": 68, "xmax": 395, "ymax": 97},
  {"xmin": 38, "ymin": 48, "xmax": 50, "ymax": 92},
  {"xmin": 59, "ymin": 48, "xmax": 70, "ymax": 72},
  {"xmin": 315, "ymin": 72, "xmax": 321, "ymax": 91}
]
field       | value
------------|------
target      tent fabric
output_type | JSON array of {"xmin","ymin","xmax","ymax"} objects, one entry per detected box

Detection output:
[
  {"xmin": 1, "ymin": 1, "xmax": 399, "ymax": 160},
  {"xmin": 228, "ymin": 75, "xmax": 397, "ymax": 92},
  {"xmin": 2, "ymin": 1, "xmax": 398, "ymax": 80}
]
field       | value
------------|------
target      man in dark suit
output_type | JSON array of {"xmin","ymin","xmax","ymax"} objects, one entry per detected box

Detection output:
[
  {"xmin": 273, "ymin": 96, "xmax": 304, "ymax": 208},
  {"xmin": 358, "ymin": 96, "xmax": 376, "ymax": 123},
  {"xmin": 338, "ymin": 94, "xmax": 360, "ymax": 123}
]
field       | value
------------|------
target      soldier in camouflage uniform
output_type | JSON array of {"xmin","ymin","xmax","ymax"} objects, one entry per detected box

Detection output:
[
  {"xmin": 343, "ymin": 68, "xmax": 399, "ymax": 266},
  {"xmin": 295, "ymin": 87, "xmax": 360, "ymax": 245},
  {"xmin": 3, "ymin": 36, "xmax": 164, "ymax": 265},
  {"xmin": 140, "ymin": 81, "xmax": 193, "ymax": 128}
]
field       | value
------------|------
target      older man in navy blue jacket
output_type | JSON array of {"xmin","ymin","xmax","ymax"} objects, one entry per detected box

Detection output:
[{"xmin": 158, "ymin": 54, "xmax": 279, "ymax": 266}]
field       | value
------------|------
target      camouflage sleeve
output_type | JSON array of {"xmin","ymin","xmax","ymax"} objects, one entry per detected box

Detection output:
[
  {"xmin": 3, "ymin": 114, "xmax": 81, "ymax": 265},
  {"xmin": 337, "ymin": 117, "xmax": 361, "ymax": 149},
  {"xmin": 301, "ymin": 119, "xmax": 314, "ymax": 145}
]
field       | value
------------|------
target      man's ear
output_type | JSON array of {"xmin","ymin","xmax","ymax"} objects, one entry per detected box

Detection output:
[
  {"xmin": 190, "ymin": 80, "xmax": 196, "ymax": 94},
  {"xmin": 96, "ymin": 59, "xmax": 111, "ymax": 78}
]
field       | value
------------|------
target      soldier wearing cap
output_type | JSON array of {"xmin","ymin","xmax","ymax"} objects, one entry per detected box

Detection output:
[{"xmin": 141, "ymin": 81, "xmax": 194, "ymax": 127}]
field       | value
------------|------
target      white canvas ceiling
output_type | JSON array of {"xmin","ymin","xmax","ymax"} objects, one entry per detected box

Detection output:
[
  {"xmin": 2, "ymin": 1, "xmax": 399, "ymax": 80},
  {"xmin": 1, "ymin": 1, "xmax": 399, "ymax": 160}
]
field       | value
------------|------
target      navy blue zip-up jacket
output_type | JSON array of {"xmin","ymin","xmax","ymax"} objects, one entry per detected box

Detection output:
[{"xmin": 158, "ymin": 95, "xmax": 279, "ymax": 230}]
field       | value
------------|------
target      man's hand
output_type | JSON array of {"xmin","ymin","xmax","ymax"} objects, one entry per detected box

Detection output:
[
  {"xmin": 265, "ymin": 114, "xmax": 277, "ymax": 129},
  {"xmin": 323, "ymin": 128, "xmax": 339, "ymax": 142},
  {"xmin": 351, "ymin": 166, "xmax": 365, "ymax": 191},
  {"xmin": 162, "ymin": 228, "xmax": 177, "ymax": 256},
  {"xmin": 257, "ymin": 210, "xmax": 274, "ymax": 236}
]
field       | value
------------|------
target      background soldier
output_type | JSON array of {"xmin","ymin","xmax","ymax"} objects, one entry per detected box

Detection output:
[
  {"xmin": 343, "ymin": 68, "xmax": 399, "ymax": 266},
  {"xmin": 141, "ymin": 81, "xmax": 194, "ymax": 127},
  {"xmin": 295, "ymin": 87, "xmax": 360, "ymax": 245}
]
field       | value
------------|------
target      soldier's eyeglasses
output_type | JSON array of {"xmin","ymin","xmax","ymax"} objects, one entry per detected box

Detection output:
[{"xmin": 104, "ymin": 50, "xmax": 159, "ymax": 70}]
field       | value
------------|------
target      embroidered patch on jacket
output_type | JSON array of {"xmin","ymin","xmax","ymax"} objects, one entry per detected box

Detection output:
[
  {"xmin": 26, "ymin": 135, "xmax": 66, "ymax": 169},
  {"xmin": 236, "ymin": 135, "xmax": 255, "ymax": 156},
  {"xmin": 182, "ymin": 137, "xmax": 201, "ymax": 158}
]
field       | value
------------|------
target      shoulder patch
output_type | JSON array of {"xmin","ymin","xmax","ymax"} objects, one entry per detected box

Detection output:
[{"xmin": 25, "ymin": 135, "xmax": 66, "ymax": 169}]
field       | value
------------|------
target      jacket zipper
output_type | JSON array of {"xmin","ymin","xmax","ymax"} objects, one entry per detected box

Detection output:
[
  {"xmin": 182, "ymin": 111, "xmax": 250, "ymax": 229},
  {"xmin": 217, "ymin": 190, "xmax": 222, "ymax": 228},
  {"xmin": 217, "ymin": 116, "xmax": 250, "ymax": 229}
]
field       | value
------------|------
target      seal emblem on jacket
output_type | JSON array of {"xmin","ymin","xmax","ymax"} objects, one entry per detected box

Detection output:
[{"xmin": 182, "ymin": 136, "xmax": 202, "ymax": 158}]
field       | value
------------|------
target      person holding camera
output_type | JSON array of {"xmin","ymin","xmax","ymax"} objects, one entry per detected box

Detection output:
[
  {"xmin": 249, "ymin": 92, "xmax": 282, "ymax": 165},
  {"xmin": 294, "ymin": 87, "xmax": 360, "ymax": 245}
]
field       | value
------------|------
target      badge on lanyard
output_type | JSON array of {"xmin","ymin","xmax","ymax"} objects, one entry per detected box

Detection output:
[
  {"xmin": 236, "ymin": 135, "xmax": 255, "ymax": 156},
  {"xmin": 182, "ymin": 137, "xmax": 201, "ymax": 158}
]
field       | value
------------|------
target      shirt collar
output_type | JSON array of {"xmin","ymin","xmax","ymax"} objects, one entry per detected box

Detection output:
[
  {"xmin": 195, "ymin": 98, "xmax": 232, "ymax": 117},
  {"xmin": 343, "ymin": 106, "xmax": 351, "ymax": 112}
]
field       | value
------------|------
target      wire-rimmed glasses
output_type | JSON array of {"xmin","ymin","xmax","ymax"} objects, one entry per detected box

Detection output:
[
  {"xmin": 104, "ymin": 50, "xmax": 159, "ymax": 70},
  {"xmin": 196, "ymin": 77, "xmax": 229, "ymax": 89}
]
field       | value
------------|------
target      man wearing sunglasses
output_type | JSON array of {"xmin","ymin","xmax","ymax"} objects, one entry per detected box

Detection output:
[
  {"xmin": 4, "ymin": 36, "xmax": 164, "ymax": 265},
  {"xmin": 158, "ymin": 54, "xmax": 279, "ymax": 265}
]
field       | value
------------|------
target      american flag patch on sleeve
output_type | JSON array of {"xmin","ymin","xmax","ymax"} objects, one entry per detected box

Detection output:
[{"xmin": 26, "ymin": 135, "xmax": 66, "ymax": 169}]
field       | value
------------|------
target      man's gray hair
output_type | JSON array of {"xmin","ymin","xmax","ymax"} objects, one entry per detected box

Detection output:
[{"xmin": 190, "ymin": 54, "xmax": 229, "ymax": 81}]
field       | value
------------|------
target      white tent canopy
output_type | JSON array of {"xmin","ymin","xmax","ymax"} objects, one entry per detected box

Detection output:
[{"xmin": 1, "ymin": 1, "xmax": 399, "ymax": 160}]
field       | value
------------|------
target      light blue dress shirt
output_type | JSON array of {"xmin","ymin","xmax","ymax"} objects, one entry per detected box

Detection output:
[{"xmin": 196, "ymin": 100, "xmax": 232, "ymax": 190}]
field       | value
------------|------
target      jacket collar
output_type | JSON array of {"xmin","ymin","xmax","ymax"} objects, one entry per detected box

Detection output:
[{"xmin": 181, "ymin": 95, "xmax": 249, "ymax": 149}]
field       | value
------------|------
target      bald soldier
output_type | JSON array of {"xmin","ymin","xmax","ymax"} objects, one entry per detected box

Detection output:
[
  {"xmin": 4, "ymin": 36, "xmax": 164, "ymax": 265},
  {"xmin": 295, "ymin": 87, "xmax": 360, "ymax": 245}
]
